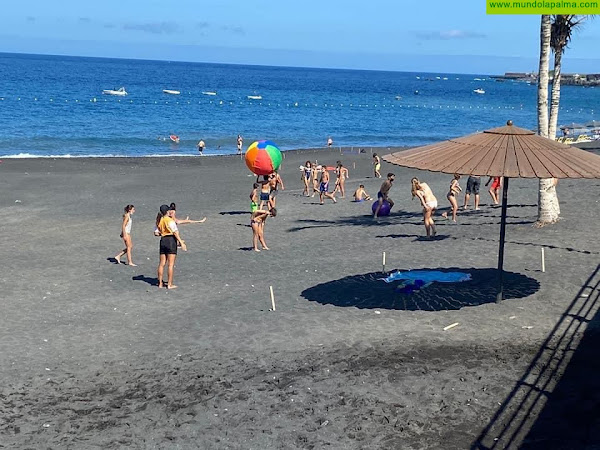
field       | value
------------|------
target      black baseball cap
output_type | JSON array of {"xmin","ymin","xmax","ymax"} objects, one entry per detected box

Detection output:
[{"xmin": 159, "ymin": 204, "xmax": 170, "ymax": 215}]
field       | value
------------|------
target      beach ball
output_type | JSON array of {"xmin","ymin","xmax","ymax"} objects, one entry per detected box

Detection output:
[
  {"xmin": 372, "ymin": 200, "xmax": 391, "ymax": 217},
  {"xmin": 245, "ymin": 140, "xmax": 282, "ymax": 176}
]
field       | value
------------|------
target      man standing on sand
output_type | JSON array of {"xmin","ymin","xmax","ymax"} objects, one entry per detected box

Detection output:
[
  {"xmin": 197, "ymin": 139, "xmax": 206, "ymax": 155},
  {"xmin": 463, "ymin": 175, "xmax": 481, "ymax": 210},
  {"xmin": 373, "ymin": 173, "xmax": 395, "ymax": 218},
  {"xmin": 319, "ymin": 166, "xmax": 337, "ymax": 204},
  {"xmin": 373, "ymin": 153, "xmax": 381, "ymax": 178},
  {"xmin": 237, "ymin": 134, "xmax": 243, "ymax": 154}
]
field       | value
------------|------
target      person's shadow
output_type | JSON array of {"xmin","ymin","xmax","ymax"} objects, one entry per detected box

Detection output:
[{"xmin": 132, "ymin": 275, "xmax": 159, "ymax": 287}]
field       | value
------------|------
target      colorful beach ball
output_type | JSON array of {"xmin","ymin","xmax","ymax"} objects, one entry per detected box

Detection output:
[{"xmin": 245, "ymin": 140, "xmax": 282, "ymax": 176}]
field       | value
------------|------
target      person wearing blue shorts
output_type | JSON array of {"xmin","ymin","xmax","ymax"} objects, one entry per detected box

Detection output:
[{"xmin": 318, "ymin": 166, "xmax": 337, "ymax": 205}]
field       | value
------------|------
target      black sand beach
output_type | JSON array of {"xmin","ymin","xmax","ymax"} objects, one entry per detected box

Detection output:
[{"xmin": 1, "ymin": 148, "xmax": 599, "ymax": 449}]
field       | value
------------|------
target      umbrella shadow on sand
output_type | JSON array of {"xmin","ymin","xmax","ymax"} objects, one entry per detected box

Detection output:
[{"xmin": 301, "ymin": 268, "xmax": 539, "ymax": 311}]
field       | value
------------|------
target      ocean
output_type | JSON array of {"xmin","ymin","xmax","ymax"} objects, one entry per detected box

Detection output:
[{"xmin": 0, "ymin": 52, "xmax": 597, "ymax": 158}]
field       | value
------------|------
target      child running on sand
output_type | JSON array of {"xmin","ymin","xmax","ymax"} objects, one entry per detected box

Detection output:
[
  {"xmin": 251, "ymin": 208, "xmax": 276, "ymax": 252},
  {"xmin": 353, "ymin": 185, "xmax": 372, "ymax": 202},
  {"xmin": 441, "ymin": 174, "xmax": 462, "ymax": 222},
  {"xmin": 114, "ymin": 204, "xmax": 136, "ymax": 266},
  {"xmin": 411, "ymin": 177, "xmax": 438, "ymax": 239},
  {"xmin": 485, "ymin": 176, "xmax": 502, "ymax": 205},
  {"xmin": 169, "ymin": 202, "xmax": 206, "ymax": 225}
]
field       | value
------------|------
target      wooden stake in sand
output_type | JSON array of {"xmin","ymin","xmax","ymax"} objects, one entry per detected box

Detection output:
[
  {"xmin": 541, "ymin": 247, "xmax": 545, "ymax": 273},
  {"xmin": 443, "ymin": 322, "xmax": 459, "ymax": 331},
  {"xmin": 270, "ymin": 285, "xmax": 276, "ymax": 311},
  {"xmin": 382, "ymin": 251, "xmax": 386, "ymax": 273},
  {"xmin": 353, "ymin": 162, "xmax": 356, "ymax": 169}
]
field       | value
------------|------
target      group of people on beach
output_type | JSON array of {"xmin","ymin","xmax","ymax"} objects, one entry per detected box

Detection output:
[{"xmin": 114, "ymin": 202, "xmax": 206, "ymax": 289}]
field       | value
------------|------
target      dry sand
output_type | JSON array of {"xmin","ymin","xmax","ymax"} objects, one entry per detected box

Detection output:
[{"xmin": 0, "ymin": 148, "xmax": 599, "ymax": 449}]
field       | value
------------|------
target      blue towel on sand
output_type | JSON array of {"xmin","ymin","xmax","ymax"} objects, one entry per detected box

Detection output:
[{"xmin": 382, "ymin": 270, "xmax": 472, "ymax": 284}]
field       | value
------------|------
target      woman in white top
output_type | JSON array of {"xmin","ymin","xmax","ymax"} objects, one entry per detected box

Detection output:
[
  {"xmin": 114, "ymin": 204, "xmax": 136, "ymax": 266},
  {"xmin": 411, "ymin": 177, "xmax": 438, "ymax": 239}
]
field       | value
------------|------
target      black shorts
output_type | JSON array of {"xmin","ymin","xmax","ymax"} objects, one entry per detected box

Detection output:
[
  {"xmin": 160, "ymin": 235, "xmax": 178, "ymax": 255},
  {"xmin": 466, "ymin": 176, "xmax": 481, "ymax": 195}
]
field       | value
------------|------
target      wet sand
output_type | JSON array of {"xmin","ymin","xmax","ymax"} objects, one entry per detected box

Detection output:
[{"xmin": 0, "ymin": 147, "xmax": 599, "ymax": 449}]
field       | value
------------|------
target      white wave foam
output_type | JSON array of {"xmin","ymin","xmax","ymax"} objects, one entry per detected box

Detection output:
[{"xmin": 0, "ymin": 152, "xmax": 222, "ymax": 159}]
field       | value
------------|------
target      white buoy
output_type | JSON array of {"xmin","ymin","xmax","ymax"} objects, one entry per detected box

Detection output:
[
  {"xmin": 541, "ymin": 248, "xmax": 545, "ymax": 273},
  {"xmin": 270, "ymin": 286, "xmax": 276, "ymax": 311}
]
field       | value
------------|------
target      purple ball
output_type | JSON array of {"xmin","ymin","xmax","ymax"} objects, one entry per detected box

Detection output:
[{"xmin": 372, "ymin": 199, "xmax": 391, "ymax": 216}]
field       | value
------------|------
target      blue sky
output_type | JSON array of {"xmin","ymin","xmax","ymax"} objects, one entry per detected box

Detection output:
[{"xmin": 1, "ymin": 0, "xmax": 599, "ymax": 74}]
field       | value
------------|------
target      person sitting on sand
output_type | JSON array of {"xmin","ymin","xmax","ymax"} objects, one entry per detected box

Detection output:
[
  {"xmin": 156, "ymin": 204, "xmax": 187, "ymax": 289},
  {"xmin": 319, "ymin": 166, "xmax": 337, "ymax": 205},
  {"xmin": 373, "ymin": 153, "xmax": 381, "ymax": 178},
  {"xmin": 301, "ymin": 161, "xmax": 312, "ymax": 196},
  {"xmin": 485, "ymin": 176, "xmax": 502, "ymax": 205},
  {"xmin": 353, "ymin": 185, "xmax": 372, "ymax": 202},
  {"xmin": 373, "ymin": 173, "xmax": 395, "ymax": 217},
  {"xmin": 268, "ymin": 171, "xmax": 284, "ymax": 208},
  {"xmin": 251, "ymin": 208, "xmax": 276, "ymax": 252},
  {"xmin": 169, "ymin": 202, "xmax": 206, "ymax": 225},
  {"xmin": 332, "ymin": 161, "xmax": 349, "ymax": 198},
  {"xmin": 411, "ymin": 177, "xmax": 438, "ymax": 239},
  {"xmin": 114, "ymin": 204, "xmax": 136, "ymax": 266},
  {"xmin": 441, "ymin": 174, "xmax": 462, "ymax": 222},
  {"xmin": 250, "ymin": 182, "xmax": 259, "ymax": 212},
  {"xmin": 259, "ymin": 175, "xmax": 272, "ymax": 210}
]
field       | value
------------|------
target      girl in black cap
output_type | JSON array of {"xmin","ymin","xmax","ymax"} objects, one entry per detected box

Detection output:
[{"xmin": 156, "ymin": 204, "xmax": 187, "ymax": 289}]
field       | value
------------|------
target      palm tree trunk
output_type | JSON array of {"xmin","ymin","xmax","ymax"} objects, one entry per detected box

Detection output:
[
  {"xmin": 536, "ymin": 15, "xmax": 559, "ymax": 226},
  {"xmin": 548, "ymin": 50, "xmax": 563, "ymax": 139},
  {"xmin": 537, "ymin": 15, "xmax": 551, "ymax": 139},
  {"xmin": 547, "ymin": 49, "xmax": 563, "ymax": 216}
]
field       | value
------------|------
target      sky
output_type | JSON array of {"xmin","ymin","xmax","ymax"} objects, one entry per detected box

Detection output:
[{"xmin": 1, "ymin": 0, "xmax": 599, "ymax": 74}]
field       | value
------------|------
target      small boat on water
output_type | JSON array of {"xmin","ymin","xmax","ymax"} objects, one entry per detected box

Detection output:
[
  {"xmin": 202, "ymin": 91, "xmax": 217, "ymax": 96},
  {"xmin": 473, "ymin": 88, "xmax": 485, "ymax": 94},
  {"xmin": 163, "ymin": 89, "xmax": 181, "ymax": 95},
  {"xmin": 170, "ymin": 134, "xmax": 180, "ymax": 144},
  {"xmin": 247, "ymin": 95, "xmax": 262, "ymax": 100},
  {"xmin": 395, "ymin": 95, "xmax": 402, "ymax": 100},
  {"xmin": 102, "ymin": 87, "xmax": 127, "ymax": 96}
]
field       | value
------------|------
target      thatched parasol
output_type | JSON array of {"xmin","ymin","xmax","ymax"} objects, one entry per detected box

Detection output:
[{"xmin": 383, "ymin": 120, "xmax": 600, "ymax": 302}]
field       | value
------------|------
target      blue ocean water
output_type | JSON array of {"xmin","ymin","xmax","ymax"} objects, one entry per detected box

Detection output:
[{"xmin": 0, "ymin": 52, "xmax": 597, "ymax": 157}]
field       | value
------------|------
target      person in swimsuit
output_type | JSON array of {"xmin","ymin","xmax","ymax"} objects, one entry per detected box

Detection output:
[
  {"xmin": 373, "ymin": 153, "xmax": 381, "ymax": 178},
  {"xmin": 156, "ymin": 204, "xmax": 187, "ymax": 289},
  {"xmin": 237, "ymin": 134, "xmax": 243, "ymax": 154},
  {"xmin": 411, "ymin": 177, "xmax": 438, "ymax": 238},
  {"xmin": 311, "ymin": 162, "xmax": 320, "ymax": 197},
  {"xmin": 373, "ymin": 173, "xmax": 395, "ymax": 218},
  {"xmin": 258, "ymin": 175, "xmax": 272, "ymax": 210},
  {"xmin": 353, "ymin": 184, "xmax": 372, "ymax": 202},
  {"xmin": 332, "ymin": 161, "xmax": 349, "ymax": 198},
  {"xmin": 250, "ymin": 182, "xmax": 259, "ymax": 212},
  {"xmin": 251, "ymin": 208, "xmax": 276, "ymax": 252},
  {"xmin": 169, "ymin": 202, "xmax": 206, "ymax": 225},
  {"xmin": 301, "ymin": 161, "xmax": 312, "ymax": 196},
  {"xmin": 463, "ymin": 175, "xmax": 481, "ymax": 210},
  {"xmin": 485, "ymin": 176, "xmax": 502, "ymax": 205},
  {"xmin": 268, "ymin": 171, "xmax": 284, "ymax": 208},
  {"xmin": 441, "ymin": 174, "xmax": 462, "ymax": 222},
  {"xmin": 114, "ymin": 204, "xmax": 136, "ymax": 266},
  {"xmin": 319, "ymin": 166, "xmax": 337, "ymax": 204}
]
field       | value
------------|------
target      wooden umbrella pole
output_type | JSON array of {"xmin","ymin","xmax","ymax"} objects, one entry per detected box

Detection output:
[{"xmin": 496, "ymin": 177, "xmax": 509, "ymax": 303}]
